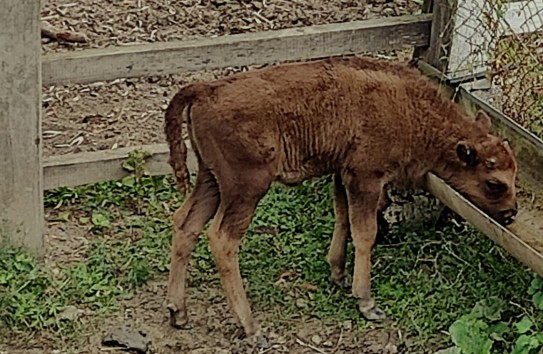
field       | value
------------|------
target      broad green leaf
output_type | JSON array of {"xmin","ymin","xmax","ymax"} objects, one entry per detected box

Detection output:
[
  {"xmin": 121, "ymin": 161, "xmax": 135, "ymax": 171},
  {"xmin": 449, "ymin": 318, "xmax": 492, "ymax": 354},
  {"xmin": 434, "ymin": 347, "xmax": 461, "ymax": 354},
  {"xmin": 91, "ymin": 212, "xmax": 110, "ymax": 227},
  {"xmin": 511, "ymin": 334, "xmax": 541, "ymax": 354},
  {"xmin": 532, "ymin": 292, "xmax": 543, "ymax": 311},
  {"xmin": 528, "ymin": 277, "xmax": 543, "ymax": 295},
  {"xmin": 514, "ymin": 317, "xmax": 533, "ymax": 335},
  {"xmin": 489, "ymin": 322, "xmax": 509, "ymax": 341},
  {"xmin": 121, "ymin": 175, "xmax": 136, "ymax": 187}
]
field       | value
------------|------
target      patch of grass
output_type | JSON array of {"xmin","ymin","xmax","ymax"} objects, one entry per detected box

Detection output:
[
  {"xmin": 2, "ymin": 173, "xmax": 542, "ymax": 352},
  {"xmin": 2, "ymin": 152, "xmax": 182, "ymax": 343},
  {"xmin": 0, "ymin": 205, "xmax": 173, "ymax": 339},
  {"xmin": 0, "ymin": 245, "xmax": 70, "ymax": 333}
]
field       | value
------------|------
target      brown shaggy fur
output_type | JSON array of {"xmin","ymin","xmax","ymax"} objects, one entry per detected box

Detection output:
[{"xmin": 163, "ymin": 55, "xmax": 518, "ymax": 341}]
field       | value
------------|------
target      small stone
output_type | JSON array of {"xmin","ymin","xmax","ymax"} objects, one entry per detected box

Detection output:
[
  {"xmin": 295, "ymin": 298, "xmax": 307, "ymax": 308},
  {"xmin": 323, "ymin": 341, "xmax": 334, "ymax": 347},
  {"xmin": 311, "ymin": 335, "xmax": 322, "ymax": 345},
  {"xmin": 58, "ymin": 305, "xmax": 82, "ymax": 321},
  {"xmin": 299, "ymin": 282, "xmax": 318, "ymax": 292},
  {"xmin": 102, "ymin": 325, "xmax": 150, "ymax": 354},
  {"xmin": 342, "ymin": 320, "xmax": 353, "ymax": 330}
]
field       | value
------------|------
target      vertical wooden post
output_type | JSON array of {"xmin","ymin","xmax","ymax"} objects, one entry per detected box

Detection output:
[
  {"xmin": 0, "ymin": 1, "xmax": 44, "ymax": 256},
  {"xmin": 412, "ymin": 0, "xmax": 434, "ymax": 60},
  {"xmin": 414, "ymin": 0, "xmax": 456, "ymax": 73}
]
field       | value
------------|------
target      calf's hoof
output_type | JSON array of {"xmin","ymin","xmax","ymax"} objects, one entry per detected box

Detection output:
[
  {"xmin": 358, "ymin": 299, "xmax": 386, "ymax": 321},
  {"xmin": 167, "ymin": 303, "xmax": 189, "ymax": 329},
  {"xmin": 331, "ymin": 273, "xmax": 352, "ymax": 289}
]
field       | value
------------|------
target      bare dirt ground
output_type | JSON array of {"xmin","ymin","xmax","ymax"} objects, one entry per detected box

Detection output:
[
  {"xmin": 21, "ymin": 196, "xmax": 411, "ymax": 354},
  {"xmin": 509, "ymin": 183, "xmax": 543, "ymax": 254},
  {"xmin": 14, "ymin": 279, "xmax": 401, "ymax": 354},
  {"xmin": 41, "ymin": 0, "xmax": 420, "ymax": 54},
  {"xmin": 31, "ymin": 1, "xmax": 422, "ymax": 353}
]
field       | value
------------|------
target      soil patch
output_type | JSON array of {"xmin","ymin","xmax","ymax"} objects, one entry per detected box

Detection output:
[{"xmin": 5, "ymin": 276, "xmax": 402, "ymax": 354}]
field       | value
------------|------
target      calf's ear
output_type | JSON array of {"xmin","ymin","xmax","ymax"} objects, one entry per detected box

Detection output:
[
  {"xmin": 456, "ymin": 141, "xmax": 479, "ymax": 166},
  {"xmin": 475, "ymin": 110, "xmax": 492, "ymax": 134}
]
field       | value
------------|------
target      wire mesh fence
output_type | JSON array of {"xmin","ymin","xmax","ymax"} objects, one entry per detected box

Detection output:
[{"xmin": 444, "ymin": 0, "xmax": 543, "ymax": 138}]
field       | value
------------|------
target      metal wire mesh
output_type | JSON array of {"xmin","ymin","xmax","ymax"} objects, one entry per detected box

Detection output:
[{"xmin": 448, "ymin": 0, "xmax": 543, "ymax": 137}]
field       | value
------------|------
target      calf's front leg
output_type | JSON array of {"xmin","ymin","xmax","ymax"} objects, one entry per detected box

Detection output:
[
  {"xmin": 327, "ymin": 175, "xmax": 391, "ymax": 288},
  {"xmin": 345, "ymin": 178, "xmax": 386, "ymax": 321},
  {"xmin": 327, "ymin": 174, "xmax": 351, "ymax": 287}
]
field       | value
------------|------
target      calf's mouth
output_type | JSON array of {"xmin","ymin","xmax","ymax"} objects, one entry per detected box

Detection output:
[{"xmin": 490, "ymin": 206, "xmax": 518, "ymax": 226}]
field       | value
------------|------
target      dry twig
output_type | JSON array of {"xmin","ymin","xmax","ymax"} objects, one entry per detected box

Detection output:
[{"xmin": 41, "ymin": 22, "xmax": 88, "ymax": 43}]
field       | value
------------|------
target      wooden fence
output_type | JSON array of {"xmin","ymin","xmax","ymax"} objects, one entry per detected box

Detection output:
[{"xmin": 1, "ymin": 0, "xmax": 542, "ymax": 273}]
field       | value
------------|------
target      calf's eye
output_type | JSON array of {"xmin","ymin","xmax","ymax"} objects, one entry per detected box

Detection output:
[{"xmin": 485, "ymin": 180, "xmax": 508, "ymax": 194}]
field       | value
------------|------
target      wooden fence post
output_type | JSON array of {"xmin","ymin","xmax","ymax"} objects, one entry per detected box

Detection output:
[
  {"xmin": 413, "ymin": 0, "xmax": 456, "ymax": 74},
  {"xmin": 0, "ymin": 0, "xmax": 44, "ymax": 256}
]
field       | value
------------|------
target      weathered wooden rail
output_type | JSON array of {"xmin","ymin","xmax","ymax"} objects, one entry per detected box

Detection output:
[{"xmin": 42, "ymin": 14, "xmax": 432, "ymax": 86}]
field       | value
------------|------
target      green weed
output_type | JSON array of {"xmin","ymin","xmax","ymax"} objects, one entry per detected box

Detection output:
[{"xmin": 437, "ymin": 277, "xmax": 543, "ymax": 353}]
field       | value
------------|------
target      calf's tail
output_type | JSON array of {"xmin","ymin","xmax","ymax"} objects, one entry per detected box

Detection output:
[{"xmin": 164, "ymin": 85, "xmax": 198, "ymax": 196}]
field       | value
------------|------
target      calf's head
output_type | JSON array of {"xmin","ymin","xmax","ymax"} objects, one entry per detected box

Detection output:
[{"xmin": 447, "ymin": 111, "xmax": 518, "ymax": 225}]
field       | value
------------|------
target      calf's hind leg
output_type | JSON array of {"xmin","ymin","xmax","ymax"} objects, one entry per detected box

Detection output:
[
  {"xmin": 206, "ymin": 177, "xmax": 271, "ymax": 342},
  {"xmin": 166, "ymin": 167, "xmax": 220, "ymax": 328}
]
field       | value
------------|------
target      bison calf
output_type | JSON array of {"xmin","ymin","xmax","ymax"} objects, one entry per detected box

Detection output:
[{"xmin": 163, "ymin": 56, "xmax": 518, "ymax": 342}]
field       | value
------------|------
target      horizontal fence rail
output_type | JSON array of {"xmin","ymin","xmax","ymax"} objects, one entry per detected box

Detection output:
[
  {"xmin": 427, "ymin": 173, "xmax": 543, "ymax": 278},
  {"xmin": 43, "ymin": 144, "xmax": 195, "ymax": 190},
  {"xmin": 42, "ymin": 14, "xmax": 432, "ymax": 86}
]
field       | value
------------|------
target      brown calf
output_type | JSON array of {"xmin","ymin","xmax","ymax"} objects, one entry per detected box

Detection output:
[{"xmin": 163, "ymin": 56, "xmax": 518, "ymax": 342}]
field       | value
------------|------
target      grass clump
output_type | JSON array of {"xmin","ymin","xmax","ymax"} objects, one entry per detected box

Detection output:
[{"xmin": 0, "ymin": 216, "xmax": 172, "ymax": 338}]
